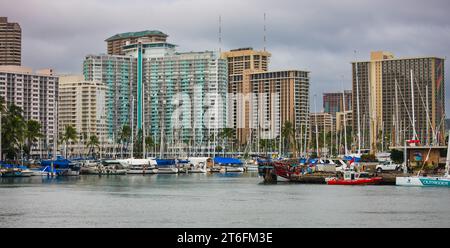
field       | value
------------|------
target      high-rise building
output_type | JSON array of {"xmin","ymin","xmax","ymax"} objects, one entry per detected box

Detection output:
[
  {"xmin": 352, "ymin": 51, "xmax": 445, "ymax": 153},
  {"xmin": 222, "ymin": 48, "xmax": 310, "ymax": 145},
  {"xmin": 335, "ymin": 111, "xmax": 352, "ymax": 132},
  {"xmin": 122, "ymin": 42, "xmax": 228, "ymax": 151},
  {"xmin": 85, "ymin": 37, "xmax": 228, "ymax": 155},
  {"xmin": 0, "ymin": 66, "xmax": 58, "ymax": 157},
  {"xmin": 221, "ymin": 48, "xmax": 271, "ymax": 136},
  {"xmin": 323, "ymin": 90, "xmax": 352, "ymax": 117},
  {"xmin": 0, "ymin": 17, "xmax": 21, "ymax": 66},
  {"xmin": 244, "ymin": 70, "xmax": 310, "ymax": 145},
  {"xmin": 83, "ymin": 55, "xmax": 136, "ymax": 142},
  {"xmin": 105, "ymin": 30, "xmax": 168, "ymax": 55},
  {"xmin": 58, "ymin": 75, "xmax": 108, "ymax": 153}
]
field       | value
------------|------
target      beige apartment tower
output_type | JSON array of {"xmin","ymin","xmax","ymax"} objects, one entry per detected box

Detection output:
[
  {"xmin": 58, "ymin": 75, "xmax": 108, "ymax": 154},
  {"xmin": 105, "ymin": 30, "xmax": 168, "ymax": 55},
  {"xmin": 0, "ymin": 17, "xmax": 21, "ymax": 66},
  {"xmin": 352, "ymin": 51, "xmax": 445, "ymax": 154}
]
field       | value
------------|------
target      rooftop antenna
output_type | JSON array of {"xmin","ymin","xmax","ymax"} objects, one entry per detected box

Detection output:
[
  {"xmin": 219, "ymin": 15, "xmax": 222, "ymax": 53},
  {"xmin": 263, "ymin": 12, "xmax": 267, "ymax": 51}
]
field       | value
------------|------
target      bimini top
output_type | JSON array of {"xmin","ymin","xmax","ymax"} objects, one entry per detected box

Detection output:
[
  {"xmin": 214, "ymin": 157, "xmax": 243, "ymax": 165},
  {"xmin": 105, "ymin": 30, "xmax": 168, "ymax": 42},
  {"xmin": 156, "ymin": 159, "xmax": 176, "ymax": 166}
]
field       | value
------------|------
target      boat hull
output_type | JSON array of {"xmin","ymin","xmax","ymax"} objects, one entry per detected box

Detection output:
[
  {"xmin": 326, "ymin": 177, "xmax": 382, "ymax": 185},
  {"xmin": 396, "ymin": 176, "xmax": 450, "ymax": 187}
]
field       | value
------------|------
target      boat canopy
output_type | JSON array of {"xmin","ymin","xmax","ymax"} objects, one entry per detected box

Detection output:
[
  {"xmin": 214, "ymin": 157, "xmax": 243, "ymax": 165},
  {"xmin": 40, "ymin": 158, "xmax": 73, "ymax": 168},
  {"xmin": 156, "ymin": 159, "xmax": 176, "ymax": 166}
]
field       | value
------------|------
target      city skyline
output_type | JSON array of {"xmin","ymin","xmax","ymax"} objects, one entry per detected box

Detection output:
[{"xmin": 1, "ymin": 0, "xmax": 449, "ymax": 115}]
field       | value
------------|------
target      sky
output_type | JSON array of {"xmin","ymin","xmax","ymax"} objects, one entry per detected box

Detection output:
[{"xmin": 1, "ymin": 0, "xmax": 449, "ymax": 115}]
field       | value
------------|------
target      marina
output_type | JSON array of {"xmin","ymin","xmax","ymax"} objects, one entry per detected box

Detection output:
[{"xmin": 1, "ymin": 173, "xmax": 449, "ymax": 228}]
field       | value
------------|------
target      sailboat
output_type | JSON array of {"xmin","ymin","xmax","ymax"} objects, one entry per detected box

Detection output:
[
  {"xmin": 396, "ymin": 130, "xmax": 450, "ymax": 187},
  {"xmin": 396, "ymin": 70, "xmax": 449, "ymax": 187}
]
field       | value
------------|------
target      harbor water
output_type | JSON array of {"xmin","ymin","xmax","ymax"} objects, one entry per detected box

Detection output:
[{"xmin": 1, "ymin": 173, "xmax": 449, "ymax": 228}]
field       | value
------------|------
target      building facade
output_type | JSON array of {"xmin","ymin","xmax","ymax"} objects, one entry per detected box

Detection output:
[
  {"xmin": 58, "ymin": 75, "xmax": 107, "ymax": 154},
  {"xmin": 0, "ymin": 66, "xmax": 58, "ymax": 157},
  {"xmin": 83, "ymin": 54, "xmax": 136, "ymax": 143},
  {"xmin": 84, "ymin": 37, "xmax": 228, "ymax": 155},
  {"xmin": 245, "ymin": 70, "xmax": 310, "ymax": 146},
  {"xmin": 323, "ymin": 90, "xmax": 352, "ymax": 117},
  {"xmin": 0, "ymin": 17, "xmax": 21, "ymax": 66},
  {"xmin": 221, "ymin": 48, "xmax": 271, "ymax": 142},
  {"xmin": 352, "ymin": 51, "xmax": 446, "ymax": 153},
  {"xmin": 105, "ymin": 30, "xmax": 168, "ymax": 56}
]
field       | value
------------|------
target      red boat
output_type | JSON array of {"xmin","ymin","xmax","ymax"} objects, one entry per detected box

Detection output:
[
  {"xmin": 325, "ymin": 171, "xmax": 382, "ymax": 185},
  {"xmin": 272, "ymin": 159, "xmax": 302, "ymax": 180}
]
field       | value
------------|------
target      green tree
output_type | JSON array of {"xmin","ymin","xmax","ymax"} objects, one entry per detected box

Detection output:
[
  {"xmin": 281, "ymin": 121, "xmax": 297, "ymax": 157},
  {"xmin": 390, "ymin": 149, "xmax": 404, "ymax": 164},
  {"xmin": 2, "ymin": 104, "xmax": 26, "ymax": 160},
  {"xmin": 23, "ymin": 120, "xmax": 42, "ymax": 159},
  {"xmin": 61, "ymin": 125, "xmax": 77, "ymax": 158},
  {"xmin": 119, "ymin": 125, "xmax": 131, "ymax": 158},
  {"xmin": 87, "ymin": 135, "xmax": 100, "ymax": 158}
]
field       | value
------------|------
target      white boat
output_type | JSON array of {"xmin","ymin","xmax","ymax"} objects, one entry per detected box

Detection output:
[
  {"xmin": 178, "ymin": 157, "xmax": 208, "ymax": 173},
  {"xmin": 219, "ymin": 166, "xmax": 245, "ymax": 173},
  {"xmin": 153, "ymin": 158, "xmax": 179, "ymax": 174},
  {"xmin": 396, "ymin": 130, "xmax": 450, "ymax": 187},
  {"xmin": 123, "ymin": 158, "xmax": 157, "ymax": 175}
]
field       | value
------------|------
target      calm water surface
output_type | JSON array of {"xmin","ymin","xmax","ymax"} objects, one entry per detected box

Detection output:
[{"xmin": 1, "ymin": 173, "xmax": 449, "ymax": 227}]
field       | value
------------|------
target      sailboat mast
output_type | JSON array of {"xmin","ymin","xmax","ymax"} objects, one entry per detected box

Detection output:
[
  {"xmin": 342, "ymin": 90, "xmax": 348, "ymax": 155},
  {"xmin": 355, "ymin": 59, "xmax": 362, "ymax": 154},
  {"xmin": 445, "ymin": 130, "xmax": 450, "ymax": 177},
  {"xmin": 130, "ymin": 96, "xmax": 134, "ymax": 158},
  {"xmin": 314, "ymin": 95, "xmax": 319, "ymax": 157},
  {"xmin": 410, "ymin": 69, "xmax": 417, "ymax": 141},
  {"xmin": 395, "ymin": 79, "xmax": 399, "ymax": 146}
]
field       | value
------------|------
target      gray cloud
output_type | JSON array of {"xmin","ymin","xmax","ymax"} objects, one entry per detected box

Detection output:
[{"xmin": 2, "ymin": 0, "xmax": 449, "ymax": 115}]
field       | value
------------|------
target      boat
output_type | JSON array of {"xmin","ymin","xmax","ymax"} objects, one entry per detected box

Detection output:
[
  {"xmin": 213, "ymin": 157, "xmax": 244, "ymax": 173},
  {"xmin": 124, "ymin": 158, "xmax": 157, "ymax": 175},
  {"xmin": 83, "ymin": 160, "xmax": 128, "ymax": 175},
  {"xmin": 0, "ymin": 165, "xmax": 33, "ymax": 177},
  {"xmin": 155, "ymin": 159, "xmax": 178, "ymax": 174},
  {"xmin": 396, "ymin": 130, "xmax": 450, "ymax": 187},
  {"xmin": 40, "ymin": 157, "xmax": 81, "ymax": 176},
  {"xmin": 325, "ymin": 171, "xmax": 382, "ymax": 185},
  {"xmin": 178, "ymin": 158, "xmax": 207, "ymax": 173}
]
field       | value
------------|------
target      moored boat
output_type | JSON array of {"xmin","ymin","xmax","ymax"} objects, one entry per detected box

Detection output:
[{"xmin": 325, "ymin": 171, "xmax": 382, "ymax": 185}]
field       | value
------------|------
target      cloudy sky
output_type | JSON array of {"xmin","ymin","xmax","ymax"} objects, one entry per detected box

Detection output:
[{"xmin": 2, "ymin": 0, "xmax": 449, "ymax": 115}]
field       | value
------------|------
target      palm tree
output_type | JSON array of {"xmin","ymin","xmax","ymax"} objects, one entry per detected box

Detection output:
[
  {"xmin": 145, "ymin": 136, "xmax": 154, "ymax": 157},
  {"xmin": 281, "ymin": 121, "xmax": 297, "ymax": 157},
  {"xmin": 119, "ymin": 125, "xmax": 131, "ymax": 158},
  {"xmin": 24, "ymin": 120, "xmax": 42, "ymax": 159},
  {"xmin": 219, "ymin": 128, "xmax": 235, "ymax": 154},
  {"xmin": 0, "ymin": 96, "xmax": 6, "ymax": 161},
  {"xmin": 87, "ymin": 134, "xmax": 100, "ymax": 158},
  {"xmin": 2, "ymin": 104, "xmax": 26, "ymax": 160},
  {"xmin": 61, "ymin": 125, "xmax": 77, "ymax": 158}
]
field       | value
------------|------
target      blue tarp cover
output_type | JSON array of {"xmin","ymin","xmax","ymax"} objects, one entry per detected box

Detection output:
[
  {"xmin": 214, "ymin": 157, "xmax": 243, "ymax": 165},
  {"xmin": 40, "ymin": 158, "xmax": 72, "ymax": 168},
  {"xmin": 156, "ymin": 159, "xmax": 176, "ymax": 166}
]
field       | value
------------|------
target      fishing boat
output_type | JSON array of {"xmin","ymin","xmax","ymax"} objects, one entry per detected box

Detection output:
[{"xmin": 325, "ymin": 171, "xmax": 382, "ymax": 185}]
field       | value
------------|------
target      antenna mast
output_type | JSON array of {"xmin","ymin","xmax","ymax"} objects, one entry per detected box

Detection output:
[
  {"xmin": 219, "ymin": 15, "xmax": 222, "ymax": 53},
  {"xmin": 263, "ymin": 12, "xmax": 267, "ymax": 51}
]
